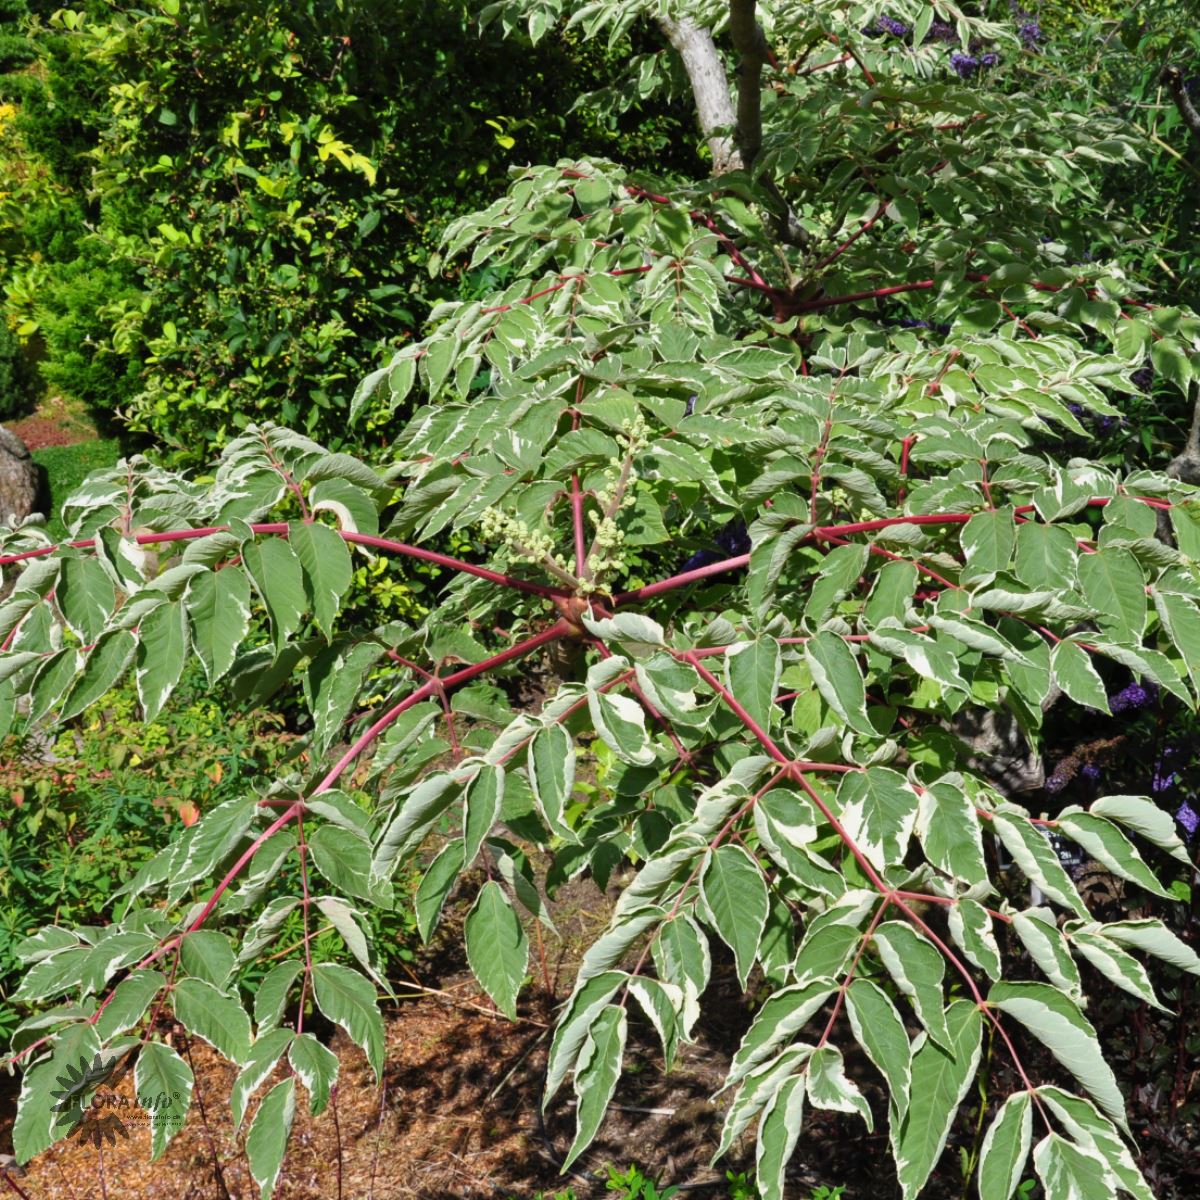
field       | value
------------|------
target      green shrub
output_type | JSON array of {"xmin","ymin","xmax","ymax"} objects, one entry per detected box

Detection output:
[{"xmin": 5, "ymin": 0, "xmax": 694, "ymax": 459}]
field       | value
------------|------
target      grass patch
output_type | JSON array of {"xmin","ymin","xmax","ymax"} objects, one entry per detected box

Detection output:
[{"xmin": 32, "ymin": 439, "xmax": 123, "ymax": 539}]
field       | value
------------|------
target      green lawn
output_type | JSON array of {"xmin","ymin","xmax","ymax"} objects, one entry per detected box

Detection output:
[{"xmin": 31, "ymin": 439, "xmax": 123, "ymax": 540}]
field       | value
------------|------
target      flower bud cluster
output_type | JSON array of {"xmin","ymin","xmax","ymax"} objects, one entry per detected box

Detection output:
[
  {"xmin": 586, "ymin": 511, "xmax": 625, "ymax": 579},
  {"xmin": 480, "ymin": 506, "xmax": 562, "ymax": 566}
]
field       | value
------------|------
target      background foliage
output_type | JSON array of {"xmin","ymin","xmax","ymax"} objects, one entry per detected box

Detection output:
[{"xmin": 0, "ymin": 2, "xmax": 1199, "ymax": 1199}]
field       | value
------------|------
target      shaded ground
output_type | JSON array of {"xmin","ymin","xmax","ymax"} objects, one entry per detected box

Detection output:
[{"xmin": 2, "ymin": 863, "xmax": 1199, "ymax": 1199}]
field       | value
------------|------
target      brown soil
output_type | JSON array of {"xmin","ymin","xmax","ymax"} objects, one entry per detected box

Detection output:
[{"xmin": 7, "ymin": 395, "xmax": 98, "ymax": 450}]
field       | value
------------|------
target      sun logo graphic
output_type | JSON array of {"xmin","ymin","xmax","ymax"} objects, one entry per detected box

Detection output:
[{"xmin": 49, "ymin": 1054, "xmax": 130, "ymax": 1148}]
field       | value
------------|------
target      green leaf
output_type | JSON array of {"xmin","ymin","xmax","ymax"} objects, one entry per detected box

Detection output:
[
  {"xmin": 845, "ymin": 978, "xmax": 912, "ymax": 1119},
  {"xmin": 231, "ymin": 1027, "xmax": 294, "ymax": 1129},
  {"xmin": 172, "ymin": 977, "xmax": 253, "ymax": 1064},
  {"xmin": 587, "ymin": 681, "xmax": 657, "ymax": 766},
  {"xmin": 1051, "ymin": 641, "xmax": 1110, "ymax": 713},
  {"xmin": 528, "ymin": 723, "xmax": 578, "ymax": 842},
  {"xmin": 977, "ymin": 1092, "xmax": 1033, "ymax": 1200},
  {"xmin": 727, "ymin": 977, "xmax": 836, "ymax": 1088},
  {"xmin": 872, "ymin": 921, "xmax": 951, "ymax": 1050},
  {"xmin": 415, "ymin": 839, "xmax": 465, "ymax": 942},
  {"xmin": 312, "ymin": 963, "xmax": 384, "ymax": 1078},
  {"xmin": 805, "ymin": 631, "xmax": 876, "ymax": 736},
  {"xmin": 1014, "ymin": 522, "xmax": 1076, "ymax": 590},
  {"xmin": 254, "ymin": 960, "xmax": 302, "ymax": 1031},
  {"xmin": 916, "ymin": 777, "xmax": 988, "ymax": 889},
  {"xmin": 838, "ymin": 767, "xmax": 919, "ymax": 875},
  {"xmin": 136, "ymin": 600, "xmax": 188, "ymax": 720},
  {"xmin": 463, "ymin": 763, "xmax": 504, "ymax": 866},
  {"xmin": 699, "ymin": 844, "xmax": 769, "ymax": 988},
  {"xmin": 14, "ymin": 1025, "xmax": 102, "ymax": 1161},
  {"xmin": 308, "ymin": 824, "xmax": 375, "ymax": 903},
  {"xmin": 243, "ymin": 538, "xmax": 306, "ymax": 648},
  {"xmin": 1056, "ymin": 810, "xmax": 1174, "ymax": 899},
  {"xmin": 947, "ymin": 899, "xmax": 1002, "ymax": 980},
  {"xmin": 135, "ymin": 1041, "xmax": 194, "ymax": 1160},
  {"xmin": 1068, "ymin": 927, "xmax": 1166, "ymax": 1010},
  {"xmin": 1078, "ymin": 548, "xmax": 1146, "ymax": 641},
  {"xmin": 1012, "ymin": 908, "xmax": 1083, "ymax": 999},
  {"xmin": 961, "ymin": 508, "xmax": 1015, "ymax": 576},
  {"xmin": 988, "ymin": 981, "xmax": 1128, "ymax": 1132},
  {"xmin": 1100, "ymin": 918, "xmax": 1200, "ymax": 975},
  {"xmin": 652, "ymin": 914, "xmax": 710, "ymax": 1040},
  {"xmin": 805, "ymin": 543, "xmax": 869, "ymax": 627},
  {"xmin": 1090, "ymin": 795, "xmax": 1191, "ymax": 864},
  {"xmin": 1153, "ymin": 590, "xmax": 1200, "ymax": 693},
  {"xmin": 289, "ymin": 1033, "xmax": 339, "ymax": 1116},
  {"xmin": 246, "ymin": 1078, "xmax": 295, "ymax": 1199},
  {"xmin": 544, "ymin": 971, "xmax": 626, "ymax": 1106},
  {"xmin": 1036, "ymin": 1086, "xmax": 1154, "ymax": 1200},
  {"xmin": 178, "ymin": 931, "xmax": 236, "ymax": 989},
  {"xmin": 991, "ymin": 810, "xmax": 1087, "ymax": 917},
  {"xmin": 59, "ymin": 629, "xmax": 136, "ymax": 721},
  {"xmin": 562, "ymin": 1003, "xmax": 626, "ymax": 1169},
  {"xmin": 755, "ymin": 1074, "xmax": 805, "ymax": 1200},
  {"xmin": 464, "ymin": 880, "xmax": 528, "ymax": 1020},
  {"xmin": 1033, "ymin": 1133, "xmax": 1114, "ymax": 1200},
  {"xmin": 726, "ymin": 636, "xmax": 781, "ymax": 734},
  {"xmin": 289, "ymin": 519, "xmax": 353, "ymax": 636},
  {"xmin": 371, "ymin": 772, "xmax": 462, "ymax": 881},
  {"xmin": 806, "ymin": 1045, "xmax": 872, "ymax": 1130},
  {"xmin": 891, "ymin": 999, "xmax": 983, "ymax": 1200},
  {"xmin": 59, "ymin": 554, "xmax": 115, "ymax": 642},
  {"xmin": 186, "ymin": 568, "xmax": 252, "ymax": 684},
  {"xmin": 95, "ymin": 969, "xmax": 165, "ymax": 1041}
]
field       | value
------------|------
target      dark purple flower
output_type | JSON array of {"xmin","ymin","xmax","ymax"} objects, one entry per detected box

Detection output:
[
  {"xmin": 1096, "ymin": 415, "xmax": 1118, "ymax": 434},
  {"xmin": 1018, "ymin": 20, "xmax": 1043, "ymax": 47},
  {"xmin": 1108, "ymin": 681, "xmax": 1158, "ymax": 714},
  {"xmin": 1067, "ymin": 402, "xmax": 1084, "ymax": 416},
  {"xmin": 1081, "ymin": 763, "xmax": 1102, "ymax": 781},
  {"xmin": 900, "ymin": 317, "xmax": 931, "ymax": 329},
  {"xmin": 1152, "ymin": 769, "xmax": 1179, "ymax": 795},
  {"xmin": 714, "ymin": 519, "xmax": 750, "ymax": 557},
  {"xmin": 677, "ymin": 519, "xmax": 749, "ymax": 576},
  {"xmin": 1176, "ymin": 800, "xmax": 1199, "ymax": 838},
  {"xmin": 925, "ymin": 20, "xmax": 957, "ymax": 43},
  {"xmin": 1046, "ymin": 767, "xmax": 1068, "ymax": 794},
  {"xmin": 1131, "ymin": 363, "xmax": 1153, "ymax": 393},
  {"xmin": 878, "ymin": 15, "xmax": 909, "ymax": 37},
  {"xmin": 980, "ymin": 52, "xmax": 1000, "ymax": 68}
]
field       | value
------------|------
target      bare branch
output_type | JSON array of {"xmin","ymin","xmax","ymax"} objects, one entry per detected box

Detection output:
[
  {"xmin": 1162, "ymin": 65, "xmax": 1200, "ymax": 149},
  {"xmin": 658, "ymin": 14, "xmax": 743, "ymax": 175}
]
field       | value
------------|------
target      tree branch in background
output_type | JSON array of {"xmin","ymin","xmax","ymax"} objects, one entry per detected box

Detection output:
[
  {"xmin": 728, "ymin": 0, "xmax": 767, "ymax": 167},
  {"xmin": 658, "ymin": 15, "xmax": 742, "ymax": 174},
  {"xmin": 1162, "ymin": 65, "xmax": 1200, "ymax": 149}
]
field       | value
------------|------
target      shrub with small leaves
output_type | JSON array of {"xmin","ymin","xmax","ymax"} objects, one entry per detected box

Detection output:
[{"xmin": 3, "ymin": 4, "xmax": 1200, "ymax": 1200}]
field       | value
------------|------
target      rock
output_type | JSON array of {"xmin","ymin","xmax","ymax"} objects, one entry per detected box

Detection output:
[{"xmin": 0, "ymin": 424, "xmax": 38, "ymax": 526}]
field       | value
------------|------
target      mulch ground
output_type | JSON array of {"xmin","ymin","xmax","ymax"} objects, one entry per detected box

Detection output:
[{"xmin": 6, "ymin": 395, "xmax": 98, "ymax": 450}]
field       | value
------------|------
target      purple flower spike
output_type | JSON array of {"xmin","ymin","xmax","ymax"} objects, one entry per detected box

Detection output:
[
  {"xmin": 878, "ymin": 15, "xmax": 910, "ymax": 37},
  {"xmin": 1018, "ymin": 20, "xmax": 1043, "ymax": 47},
  {"xmin": 950, "ymin": 51, "xmax": 979, "ymax": 79},
  {"xmin": 1177, "ymin": 800, "xmax": 1199, "ymax": 838},
  {"xmin": 926, "ymin": 20, "xmax": 957, "ymax": 43},
  {"xmin": 1108, "ymin": 680, "xmax": 1157, "ymax": 714},
  {"xmin": 1081, "ymin": 764, "xmax": 1102, "ymax": 781}
]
